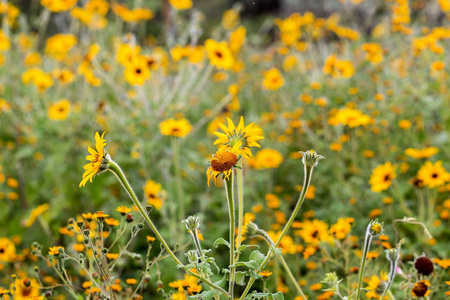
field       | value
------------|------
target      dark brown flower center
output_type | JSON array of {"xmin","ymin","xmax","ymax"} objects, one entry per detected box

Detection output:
[
  {"xmin": 210, "ymin": 152, "xmax": 238, "ymax": 172},
  {"xmin": 412, "ymin": 281, "xmax": 428, "ymax": 297},
  {"xmin": 214, "ymin": 51, "xmax": 223, "ymax": 59}
]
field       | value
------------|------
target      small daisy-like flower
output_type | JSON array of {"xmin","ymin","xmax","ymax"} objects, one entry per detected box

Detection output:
[
  {"xmin": 116, "ymin": 206, "xmax": 131, "ymax": 216},
  {"xmin": 411, "ymin": 280, "xmax": 431, "ymax": 297},
  {"xmin": 417, "ymin": 161, "xmax": 450, "ymax": 188},
  {"xmin": 48, "ymin": 246, "xmax": 64, "ymax": 256},
  {"xmin": 259, "ymin": 270, "xmax": 273, "ymax": 277},
  {"xmin": 207, "ymin": 144, "xmax": 240, "ymax": 186},
  {"xmin": 213, "ymin": 117, "xmax": 264, "ymax": 159},
  {"xmin": 79, "ymin": 132, "xmax": 109, "ymax": 187},
  {"xmin": 93, "ymin": 211, "xmax": 109, "ymax": 221},
  {"xmin": 369, "ymin": 162, "xmax": 397, "ymax": 192}
]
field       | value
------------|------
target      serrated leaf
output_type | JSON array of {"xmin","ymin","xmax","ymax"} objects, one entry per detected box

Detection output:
[{"xmin": 213, "ymin": 237, "xmax": 230, "ymax": 248}]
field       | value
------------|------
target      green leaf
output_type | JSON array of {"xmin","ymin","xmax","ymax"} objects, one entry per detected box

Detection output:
[
  {"xmin": 249, "ymin": 250, "xmax": 266, "ymax": 265},
  {"xmin": 232, "ymin": 260, "xmax": 259, "ymax": 269},
  {"xmin": 238, "ymin": 244, "xmax": 259, "ymax": 252},
  {"xmin": 213, "ymin": 238, "xmax": 230, "ymax": 249},
  {"xmin": 235, "ymin": 271, "xmax": 247, "ymax": 286},
  {"xmin": 187, "ymin": 290, "xmax": 216, "ymax": 300}
]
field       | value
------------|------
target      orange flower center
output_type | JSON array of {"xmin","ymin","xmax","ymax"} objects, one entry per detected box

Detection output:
[{"xmin": 210, "ymin": 151, "xmax": 238, "ymax": 172}]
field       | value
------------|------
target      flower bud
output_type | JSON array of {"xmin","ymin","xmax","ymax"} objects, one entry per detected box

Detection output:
[
  {"xmin": 182, "ymin": 216, "xmax": 201, "ymax": 232},
  {"xmin": 367, "ymin": 219, "xmax": 384, "ymax": 236},
  {"xmin": 300, "ymin": 150, "xmax": 325, "ymax": 168}
]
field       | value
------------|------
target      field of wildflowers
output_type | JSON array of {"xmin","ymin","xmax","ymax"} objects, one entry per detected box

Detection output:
[{"xmin": 0, "ymin": 0, "xmax": 449, "ymax": 299}]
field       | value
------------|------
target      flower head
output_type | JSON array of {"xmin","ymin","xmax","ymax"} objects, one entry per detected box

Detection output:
[
  {"xmin": 369, "ymin": 162, "xmax": 396, "ymax": 192},
  {"xmin": 417, "ymin": 161, "xmax": 450, "ymax": 188},
  {"xmin": 411, "ymin": 280, "xmax": 431, "ymax": 297},
  {"xmin": 213, "ymin": 116, "xmax": 264, "ymax": 159},
  {"xmin": 414, "ymin": 255, "xmax": 434, "ymax": 276},
  {"xmin": 207, "ymin": 144, "xmax": 240, "ymax": 185},
  {"xmin": 368, "ymin": 219, "xmax": 384, "ymax": 236},
  {"xmin": 160, "ymin": 118, "xmax": 192, "ymax": 138},
  {"xmin": 79, "ymin": 132, "xmax": 109, "ymax": 187}
]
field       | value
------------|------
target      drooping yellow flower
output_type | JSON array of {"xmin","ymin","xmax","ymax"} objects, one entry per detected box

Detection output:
[
  {"xmin": 417, "ymin": 161, "xmax": 450, "ymax": 188},
  {"xmin": 213, "ymin": 117, "xmax": 264, "ymax": 159},
  {"xmin": 262, "ymin": 68, "xmax": 284, "ymax": 90},
  {"xmin": 0, "ymin": 237, "xmax": 16, "ymax": 262},
  {"xmin": 24, "ymin": 204, "xmax": 50, "ymax": 227},
  {"xmin": 159, "ymin": 118, "xmax": 192, "ymax": 138},
  {"xmin": 79, "ymin": 132, "xmax": 108, "ymax": 187},
  {"xmin": 48, "ymin": 99, "xmax": 70, "ymax": 121},
  {"xmin": 369, "ymin": 162, "xmax": 396, "ymax": 192},
  {"xmin": 206, "ymin": 144, "xmax": 240, "ymax": 186},
  {"xmin": 205, "ymin": 39, "xmax": 234, "ymax": 70}
]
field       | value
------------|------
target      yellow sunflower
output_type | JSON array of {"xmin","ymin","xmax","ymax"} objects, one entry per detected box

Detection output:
[
  {"xmin": 417, "ymin": 161, "xmax": 450, "ymax": 188},
  {"xmin": 213, "ymin": 116, "xmax": 264, "ymax": 159},
  {"xmin": 48, "ymin": 99, "xmax": 70, "ymax": 121},
  {"xmin": 0, "ymin": 237, "xmax": 16, "ymax": 262},
  {"xmin": 205, "ymin": 39, "xmax": 234, "ymax": 70},
  {"xmin": 79, "ymin": 132, "xmax": 108, "ymax": 187},
  {"xmin": 369, "ymin": 162, "xmax": 396, "ymax": 192},
  {"xmin": 207, "ymin": 144, "xmax": 240, "ymax": 186}
]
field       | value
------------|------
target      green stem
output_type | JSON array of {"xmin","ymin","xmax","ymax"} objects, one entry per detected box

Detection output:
[
  {"xmin": 277, "ymin": 255, "xmax": 307, "ymax": 299},
  {"xmin": 225, "ymin": 175, "xmax": 236, "ymax": 298},
  {"xmin": 235, "ymin": 167, "xmax": 244, "ymax": 259},
  {"xmin": 172, "ymin": 137, "xmax": 185, "ymax": 227},
  {"xmin": 356, "ymin": 231, "xmax": 373, "ymax": 300},
  {"xmin": 392, "ymin": 180, "xmax": 412, "ymax": 216},
  {"xmin": 238, "ymin": 165, "xmax": 314, "ymax": 300},
  {"xmin": 107, "ymin": 160, "xmax": 230, "ymax": 299}
]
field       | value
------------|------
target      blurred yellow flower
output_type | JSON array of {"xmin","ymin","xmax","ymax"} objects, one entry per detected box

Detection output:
[
  {"xmin": 48, "ymin": 99, "xmax": 70, "ymax": 121},
  {"xmin": 417, "ymin": 161, "xmax": 450, "ymax": 188},
  {"xmin": 205, "ymin": 39, "xmax": 234, "ymax": 70},
  {"xmin": 168, "ymin": 0, "xmax": 193, "ymax": 10},
  {"xmin": 0, "ymin": 238, "xmax": 15, "ymax": 262},
  {"xmin": 41, "ymin": 0, "xmax": 76, "ymax": 12},
  {"xmin": 369, "ymin": 162, "xmax": 396, "ymax": 192},
  {"xmin": 262, "ymin": 68, "xmax": 284, "ymax": 90},
  {"xmin": 160, "ymin": 118, "xmax": 192, "ymax": 138},
  {"xmin": 254, "ymin": 149, "xmax": 283, "ymax": 169}
]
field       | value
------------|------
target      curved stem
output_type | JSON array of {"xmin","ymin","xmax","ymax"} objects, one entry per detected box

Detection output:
[
  {"xmin": 225, "ymin": 175, "xmax": 236, "ymax": 298},
  {"xmin": 107, "ymin": 160, "xmax": 230, "ymax": 298},
  {"xmin": 356, "ymin": 231, "xmax": 373, "ymax": 300},
  {"xmin": 238, "ymin": 165, "xmax": 314, "ymax": 300}
]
